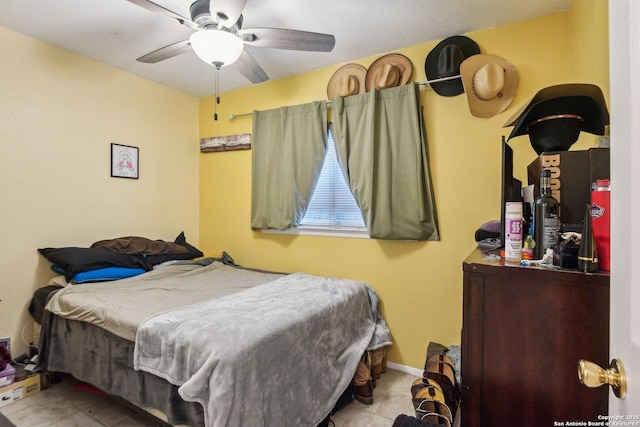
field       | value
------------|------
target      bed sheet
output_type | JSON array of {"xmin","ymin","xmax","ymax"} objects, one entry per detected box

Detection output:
[{"xmin": 45, "ymin": 260, "xmax": 284, "ymax": 342}]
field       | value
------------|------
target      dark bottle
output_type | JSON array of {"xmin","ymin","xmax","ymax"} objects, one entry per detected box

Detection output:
[
  {"xmin": 578, "ymin": 203, "xmax": 598, "ymax": 272},
  {"xmin": 532, "ymin": 169, "xmax": 560, "ymax": 259}
]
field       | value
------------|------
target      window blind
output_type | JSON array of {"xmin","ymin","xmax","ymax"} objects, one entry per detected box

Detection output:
[{"xmin": 300, "ymin": 132, "xmax": 366, "ymax": 228}]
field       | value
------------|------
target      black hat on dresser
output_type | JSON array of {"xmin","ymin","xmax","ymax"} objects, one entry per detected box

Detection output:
[
  {"xmin": 503, "ymin": 83, "xmax": 609, "ymax": 155},
  {"xmin": 425, "ymin": 35, "xmax": 481, "ymax": 97}
]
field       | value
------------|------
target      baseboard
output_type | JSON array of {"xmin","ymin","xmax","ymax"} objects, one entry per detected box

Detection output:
[{"xmin": 386, "ymin": 361, "xmax": 422, "ymax": 377}]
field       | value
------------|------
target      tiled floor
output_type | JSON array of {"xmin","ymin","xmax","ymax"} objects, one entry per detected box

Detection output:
[
  {"xmin": 0, "ymin": 369, "xmax": 423, "ymax": 427},
  {"xmin": 330, "ymin": 368, "xmax": 417, "ymax": 426}
]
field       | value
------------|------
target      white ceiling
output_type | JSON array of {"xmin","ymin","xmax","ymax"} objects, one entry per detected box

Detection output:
[{"xmin": 0, "ymin": 0, "xmax": 572, "ymax": 98}]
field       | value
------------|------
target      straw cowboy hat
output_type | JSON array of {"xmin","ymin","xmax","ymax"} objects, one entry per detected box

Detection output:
[
  {"xmin": 503, "ymin": 83, "xmax": 609, "ymax": 154},
  {"xmin": 327, "ymin": 63, "xmax": 367, "ymax": 99},
  {"xmin": 425, "ymin": 35, "xmax": 481, "ymax": 97},
  {"xmin": 365, "ymin": 54, "xmax": 413, "ymax": 92},
  {"xmin": 460, "ymin": 54, "xmax": 518, "ymax": 118}
]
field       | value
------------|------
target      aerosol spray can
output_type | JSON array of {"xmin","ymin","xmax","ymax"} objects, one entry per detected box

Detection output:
[{"xmin": 505, "ymin": 202, "xmax": 523, "ymax": 263}]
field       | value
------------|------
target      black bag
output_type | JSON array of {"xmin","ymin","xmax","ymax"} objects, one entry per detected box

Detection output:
[{"xmin": 315, "ymin": 384, "xmax": 355, "ymax": 427}]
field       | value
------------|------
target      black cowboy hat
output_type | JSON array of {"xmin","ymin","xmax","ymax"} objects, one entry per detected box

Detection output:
[
  {"xmin": 425, "ymin": 35, "xmax": 480, "ymax": 97},
  {"xmin": 504, "ymin": 83, "xmax": 609, "ymax": 154}
]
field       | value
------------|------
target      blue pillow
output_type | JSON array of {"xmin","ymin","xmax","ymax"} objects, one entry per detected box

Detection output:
[{"xmin": 71, "ymin": 267, "xmax": 146, "ymax": 284}]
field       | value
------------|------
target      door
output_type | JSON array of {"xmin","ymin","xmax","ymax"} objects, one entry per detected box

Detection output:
[{"xmin": 609, "ymin": 0, "xmax": 639, "ymax": 412}]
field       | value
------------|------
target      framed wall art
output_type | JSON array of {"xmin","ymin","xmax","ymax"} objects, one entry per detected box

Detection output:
[
  {"xmin": 200, "ymin": 133, "xmax": 251, "ymax": 152},
  {"xmin": 111, "ymin": 143, "xmax": 139, "ymax": 179}
]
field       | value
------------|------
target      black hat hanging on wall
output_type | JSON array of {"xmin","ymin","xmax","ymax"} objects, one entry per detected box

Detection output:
[
  {"xmin": 425, "ymin": 35, "xmax": 481, "ymax": 96},
  {"xmin": 503, "ymin": 83, "xmax": 609, "ymax": 155}
]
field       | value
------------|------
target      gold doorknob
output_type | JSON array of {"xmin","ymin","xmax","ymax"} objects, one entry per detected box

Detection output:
[{"xmin": 578, "ymin": 359, "xmax": 627, "ymax": 398}]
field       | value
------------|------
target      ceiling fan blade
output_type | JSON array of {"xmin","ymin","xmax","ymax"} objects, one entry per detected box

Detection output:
[
  {"xmin": 126, "ymin": 0, "xmax": 199, "ymax": 30},
  {"xmin": 239, "ymin": 28, "xmax": 335, "ymax": 52},
  {"xmin": 234, "ymin": 50, "xmax": 269, "ymax": 84},
  {"xmin": 137, "ymin": 40, "xmax": 192, "ymax": 63},
  {"xmin": 210, "ymin": 0, "xmax": 247, "ymax": 28}
]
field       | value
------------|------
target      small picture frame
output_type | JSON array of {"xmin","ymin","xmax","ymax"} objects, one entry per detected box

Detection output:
[
  {"xmin": 0, "ymin": 337, "xmax": 10, "ymax": 354},
  {"xmin": 111, "ymin": 143, "xmax": 139, "ymax": 179}
]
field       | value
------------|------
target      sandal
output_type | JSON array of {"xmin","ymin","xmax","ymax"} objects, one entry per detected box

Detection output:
[
  {"xmin": 410, "ymin": 377, "xmax": 444, "ymax": 402},
  {"xmin": 414, "ymin": 398, "xmax": 453, "ymax": 426},
  {"xmin": 424, "ymin": 354, "xmax": 460, "ymax": 419}
]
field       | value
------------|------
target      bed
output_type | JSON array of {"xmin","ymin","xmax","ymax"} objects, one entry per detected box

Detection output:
[{"xmin": 37, "ymin": 239, "xmax": 391, "ymax": 427}]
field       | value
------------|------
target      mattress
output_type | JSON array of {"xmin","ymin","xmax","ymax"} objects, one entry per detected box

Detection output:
[{"xmin": 40, "ymin": 259, "xmax": 391, "ymax": 426}]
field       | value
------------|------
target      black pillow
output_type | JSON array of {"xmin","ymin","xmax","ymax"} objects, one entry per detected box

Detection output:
[
  {"xmin": 38, "ymin": 247, "xmax": 150, "ymax": 282},
  {"xmin": 38, "ymin": 233, "xmax": 204, "ymax": 281},
  {"xmin": 141, "ymin": 232, "xmax": 204, "ymax": 266},
  {"xmin": 174, "ymin": 232, "xmax": 204, "ymax": 258}
]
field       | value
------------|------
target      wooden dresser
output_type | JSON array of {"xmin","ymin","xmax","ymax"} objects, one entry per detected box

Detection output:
[{"xmin": 461, "ymin": 249, "xmax": 610, "ymax": 427}]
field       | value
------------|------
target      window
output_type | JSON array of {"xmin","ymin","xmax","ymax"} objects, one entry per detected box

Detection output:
[
  {"xmin": 262, "ymin": 131, "xmax": 368, "ymax": 238},
  {"xmin": 298, "ymin": 132, "xmax": 367, "ymax": 232}
]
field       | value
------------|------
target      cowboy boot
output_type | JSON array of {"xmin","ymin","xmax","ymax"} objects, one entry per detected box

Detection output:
[{"xmin": 352, "ymin": 361, "xmax": 373, "ymax": 404}]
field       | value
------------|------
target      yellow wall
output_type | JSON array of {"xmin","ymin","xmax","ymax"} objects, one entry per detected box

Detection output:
[
  {"xmin": 199, "ymin": 1, "xmax": 609, "ymax": 370},
  {"xmin": 569, "ymin": 0, "xmax": 609, "ymax": 97},
  {"xmin": 0, "ymin": 27, "xmax": 200, "ymax": 355},
  {"xmin": 0, "ymin": 1, "xmax": 606, "ymax": 368}
]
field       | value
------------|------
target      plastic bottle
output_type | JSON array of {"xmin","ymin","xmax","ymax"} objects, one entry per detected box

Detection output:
[
  {"xmin": 504, "ymin": 202, "xmax": 523, "ymax": 263},
  {"xmin": 533, "ymin": 169, "xmax": 560, "ymax": 259},
  {"xmin": 523, "ymin": 224, "xmax": 535, "ymax": 260}
]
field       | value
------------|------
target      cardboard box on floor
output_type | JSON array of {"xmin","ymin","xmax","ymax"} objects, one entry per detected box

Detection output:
[
  {"xmin": 0, "ymin": 374, "xmax": 41, "ymax": 408},
  {"xmin": 527, "ymin": 148, "xmax": 610, "ymax": 227}
]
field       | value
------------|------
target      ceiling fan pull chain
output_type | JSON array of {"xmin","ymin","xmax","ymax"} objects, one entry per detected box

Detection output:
[{"xmin": 213, "ymin": 63, "xmax": 222, "ymax": 121}]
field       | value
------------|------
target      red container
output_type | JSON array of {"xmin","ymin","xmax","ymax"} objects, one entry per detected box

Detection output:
[{"xmin": 591, "ymin": 179, "xmax": 610, "ymax": 271}]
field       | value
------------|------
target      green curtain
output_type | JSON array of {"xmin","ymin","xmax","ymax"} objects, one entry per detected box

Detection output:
[
  {"xmin": 331, "ymin": 83, "xmax": 440, "ymax": 240},
  {"xmin": 251, "ymin": 101, "xmax": 328, "ymax": 230}
]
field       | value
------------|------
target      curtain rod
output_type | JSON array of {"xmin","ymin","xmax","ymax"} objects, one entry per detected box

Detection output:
[{"xmin": 228, "ymin": 74, "xmax": 461, "ymax": 120}]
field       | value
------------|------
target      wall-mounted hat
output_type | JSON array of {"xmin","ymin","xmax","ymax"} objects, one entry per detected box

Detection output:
[
  {"xmin": 425, "ymin": 35, "xmax": 481, "ymax": 97},
  {"xmin": 503, "ymin": 83, "xmax": 609, "ymax": 154},
  {"xmin": 459, "ymin": 54, "xmax": 518, "ymax": 118},
  {"xmin": 365, "ymin": 54, "xmax": 413, "ymax": 92},
  {"xmin": 327, "ymin": 63, "xmax": 367, "ymax": 99}
]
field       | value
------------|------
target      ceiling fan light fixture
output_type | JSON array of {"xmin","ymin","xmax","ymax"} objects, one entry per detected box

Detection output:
[{"xmin": 189, "ymin": 29, "xmax": 244, "ymax": 67}]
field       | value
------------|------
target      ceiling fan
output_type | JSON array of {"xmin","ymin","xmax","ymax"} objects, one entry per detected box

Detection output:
[{"xmin": 127, "ymin": 0, "xmax": 336, "ymax": 84}]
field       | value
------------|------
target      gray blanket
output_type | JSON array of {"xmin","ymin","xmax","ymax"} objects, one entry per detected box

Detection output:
[
  {"xmin": 133, "ymin": 272, "xmax": 391, "ymax": 427},
  {"xmin": 45, "ymin": 261, "xmax": 285, "ymax": 342}
]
